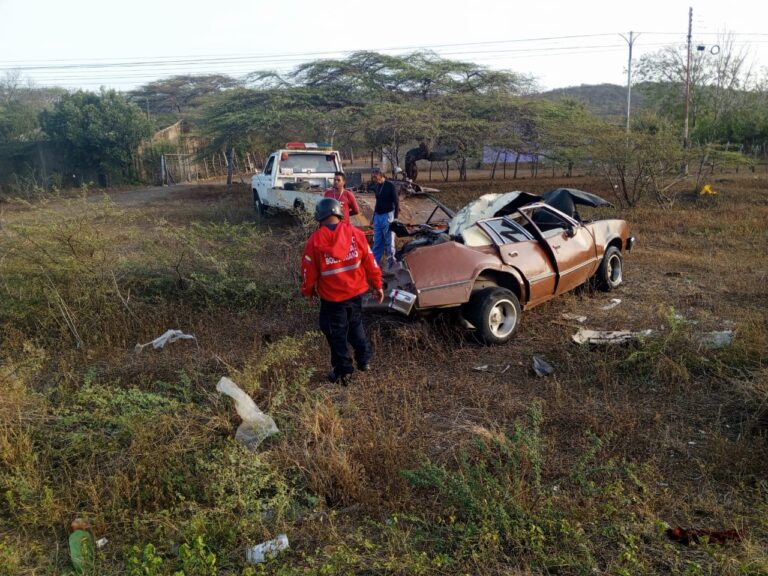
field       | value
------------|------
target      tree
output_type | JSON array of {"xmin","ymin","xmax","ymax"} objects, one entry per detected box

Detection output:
[
  {"xmin": 587, "ymin": 112, "xmax": 687, "ymax": 207},
  {"xmin": 129, "ymin": 74, "xmax": 240, "ymax": 126},
  {"xmin": 41, "ymin": 89, "xmax": 151, "ymax": 183},
  {"xmin": 636, "ymin": 33, "xmax": 753, "ymax": 144},
  {"xmin": 359, "ymin": 102, "xmax": 439, "ymax": 171},
  {"xmin": 199, "ymin": 51, "xmax": 535, "ymax": 171},
  {"xmin": 286, "ymin": 50, "xmax": 534, "ymax": 104},
  {"xmin": 0, "ymin": 71, "xmax": 64, "ymax": 144}
]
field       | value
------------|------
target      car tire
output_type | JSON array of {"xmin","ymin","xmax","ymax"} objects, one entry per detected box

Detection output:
[
  {"xmin": 596, "ymin": 246, "xmax": 623, "ymax": 291},
  {"xmin": 254, "ymin": 190, "xmax": 267, "ymax": 216},
  {"xmin": 464, "ymin": 287, "xmax": 521, "ymax": 345}
]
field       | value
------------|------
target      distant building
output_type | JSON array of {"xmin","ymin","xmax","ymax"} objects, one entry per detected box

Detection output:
[{"xmin": 483, "ymin": 146, "xmax": 537, "ymax": 164}]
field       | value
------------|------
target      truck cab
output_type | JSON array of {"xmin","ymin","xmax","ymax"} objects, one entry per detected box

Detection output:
[{"xmin": 252, "ymin": 142, "xmax": 342, "ymax": 216}]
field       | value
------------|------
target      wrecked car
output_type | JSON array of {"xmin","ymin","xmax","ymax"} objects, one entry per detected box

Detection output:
[{"xmin": 366, "ymin": 189, "xmax": 635, "ymax": 344}]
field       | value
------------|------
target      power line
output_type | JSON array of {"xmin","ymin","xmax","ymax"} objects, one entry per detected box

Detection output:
[
  {"xmin": 2, "ymin": 31, "xmax": 764, "ymax": 90},
  {"xmin": 0, "ymin": 33, "xmax": 621, "ymax": 67}
]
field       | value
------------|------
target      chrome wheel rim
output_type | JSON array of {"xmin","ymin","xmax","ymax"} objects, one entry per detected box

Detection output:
[
  {"xmin": 608, "ymin": 254, "xmax": 622, "ymax": 285},
  {"xmin": 488, "ymin": 299, "xmax": 518, "ymax": 338}
]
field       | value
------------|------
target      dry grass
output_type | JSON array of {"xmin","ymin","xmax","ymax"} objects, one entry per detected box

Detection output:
[{"xmin": 0, "ymin": 176, "xmax": 766, "ymax": 574}]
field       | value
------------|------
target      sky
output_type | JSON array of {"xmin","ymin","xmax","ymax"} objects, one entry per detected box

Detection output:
[{"xmin": 1, "ymin": 0, "xmax": 767, "ymax": 93}]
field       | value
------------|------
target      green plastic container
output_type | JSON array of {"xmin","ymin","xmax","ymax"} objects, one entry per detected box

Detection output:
[{"xmin": 69, "ymin": 529, "xmax": 95, "ymax": 574}]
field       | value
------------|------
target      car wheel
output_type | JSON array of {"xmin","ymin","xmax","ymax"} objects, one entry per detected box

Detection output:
[
  {"xmin": 253, "ymin": 190, "xmax": 267, "ymax": 216},
  {"xmin": 596, "ymin": 246, "xmax": 623, "ymax": 291},
  {"xmin": 464, "ymin": 287, "xmax": 521, "ymax": 345}
]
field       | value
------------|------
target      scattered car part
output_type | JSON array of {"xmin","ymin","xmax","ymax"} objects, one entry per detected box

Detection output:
[
  {"xmin": 532, "ymin": 355, "xmax": 555, "ymax": 377},
  {"xmin": 572, "ymin": 328, "xmax": 653, "ymax": 345},
  {"xmin": 561, "ymin": 313, "xmax": 587, "ymax": 323},
  {"xmin": 541, "ymin": 187, "xmax": 613, "ymax": 221}
]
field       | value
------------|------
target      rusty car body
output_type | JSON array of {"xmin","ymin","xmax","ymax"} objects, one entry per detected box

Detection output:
[{"xmin": 367, "ymin": 190, "xmax": 635, "ymax": 344}]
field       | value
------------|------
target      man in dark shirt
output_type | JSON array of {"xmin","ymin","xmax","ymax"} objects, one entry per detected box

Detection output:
[{"xmin": 370, "ymin": 167, "xmax": 399, "ymax": 268}]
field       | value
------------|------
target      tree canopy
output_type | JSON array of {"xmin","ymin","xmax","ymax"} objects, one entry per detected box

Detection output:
[{"xmin": 41, "ymin": 89, "xmax": 151, "ymax": 181}]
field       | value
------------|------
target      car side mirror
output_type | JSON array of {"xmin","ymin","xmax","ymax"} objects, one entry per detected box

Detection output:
[{"xmin": 565, "ymin": 225, "xmax": 576, "ymax": 238}]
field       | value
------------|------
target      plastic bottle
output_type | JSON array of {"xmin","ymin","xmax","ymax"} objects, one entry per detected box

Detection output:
[
  {"xmin": 69, "ymin": 518, "xmax": 95, "ymax": 574},
  {"xmin": 216, "ymin": 377, "xmax": 279, "ymax": 451},
  {"xmin": 245, "ymin": 534, "xmax": 289, "ymax": 563}
]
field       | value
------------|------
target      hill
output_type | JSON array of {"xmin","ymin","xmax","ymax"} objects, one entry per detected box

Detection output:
[{"xmin": 539, "ymin": 82, "xmax": 648, "ymax": 119}]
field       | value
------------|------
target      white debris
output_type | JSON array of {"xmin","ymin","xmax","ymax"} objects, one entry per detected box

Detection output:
[
  {"xmin": 572, "ymin": 328, "xmax": 654, "ymax": 345},
  {"xmin": 697, "ymin": 330, "xmax": 734, "ymax": 349},
  {"xmin": 600, "ymin": 298, "xmax": 622, "ymax": 311},
  {"xmin": 561, "ymin": 312, "xmax": 587, "ymax": 323},
  {"xmin": 246, "ymin": 534, "xmax": 289, "ymax": 563},
  {"xmin": 216, "ymin": 377, "xmax": 279, "ymax": 450},
  {"xmin": 134, "ymin": 329, "xmax": 197, "ymax": 352},
  {"xmin": 473, "ymin": 364, "xmax": 511, "ymax": 374}
]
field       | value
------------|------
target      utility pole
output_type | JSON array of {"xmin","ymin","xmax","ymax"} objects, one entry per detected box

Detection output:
[
  {"xmin": 682, "ymin": 7, "xmax": 693, "ymax": 175},
  {"xmin": 620, "ymin": 31, "xmax": 639, "ymax": 134},
  {"xmin": 683, "ymin": 7, "xmax": 693, "ymax": 150}
]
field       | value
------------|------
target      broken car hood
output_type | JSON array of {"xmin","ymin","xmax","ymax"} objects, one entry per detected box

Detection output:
[{"xmin": 448, "ymin": 191, "xmax": 541, "ymax": 236}]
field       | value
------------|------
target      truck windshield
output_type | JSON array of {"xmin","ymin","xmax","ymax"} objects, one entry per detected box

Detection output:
[{"xmin": 281, "ymin": 153, "xmax": 337, "ymax": 173}]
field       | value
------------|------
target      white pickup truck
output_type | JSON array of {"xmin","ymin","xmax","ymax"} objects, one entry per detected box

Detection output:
[{"xmin": 251, "ymin": 142, "xmax": 342, "ymax": 216}]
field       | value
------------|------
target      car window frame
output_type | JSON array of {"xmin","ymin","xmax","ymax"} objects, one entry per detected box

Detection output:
[
  {"xmin": 520, "ymin": 204, "xmax": 580, "ymax": 237},
  {"xmin": 263, "ymin": 155, "xmax": 275, "ymax": 175},
  {"xmin": 478, "ymin": 216, "xmax": 535, "ymax": 246}
]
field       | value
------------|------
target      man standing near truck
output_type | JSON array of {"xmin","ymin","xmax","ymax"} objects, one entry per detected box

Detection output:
[
  {"xmin": 371, "ymin": 167, "xmax": 399, "ymax": 269},
  {"xmin": 324, "ymin": 172, "xmax": 361, "ymax": 222},
  {"xmin": 301, "ymin": 198, "xmax": 384, "ymax": 385}
]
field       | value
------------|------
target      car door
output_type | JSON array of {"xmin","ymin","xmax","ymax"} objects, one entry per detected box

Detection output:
[
  {"xmin": 521, "ymin": 206, "xmax": 598, "ymax": 295},
  {"xmin": 478, "ymin": 217, "xmax": 557, "ymax": 307},
  {"xmin": 256, "ymin": 155, "xmax": 275, "ymax": 191}
]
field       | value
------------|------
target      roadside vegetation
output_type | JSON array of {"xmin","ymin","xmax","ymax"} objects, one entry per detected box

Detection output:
[
  {"xmin": 3, "ymin": 40, "xmax": 768, "ymax": 195},
  {"xmin": 1, "ymin": 34, "xmax": 767, "ymax": 575},
  {"xmin": 1, "ymin": 170, "xmax": 766, "ymax": 574}
]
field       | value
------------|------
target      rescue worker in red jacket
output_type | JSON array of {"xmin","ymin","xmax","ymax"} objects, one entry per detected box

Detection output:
[{"xmin": 301, "ymin": 198, "xmax": 384, "ymax": 384}]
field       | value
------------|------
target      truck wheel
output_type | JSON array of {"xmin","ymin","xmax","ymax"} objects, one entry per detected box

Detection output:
[
  {"xmin": 253, "ymin": 190, "xmax": 267, "ymax": 216},
  {"xmin": 464, "ymin": 287, "xmax": 521, "ymax": 345},
  {"xmin": 596, "ymin": 246, "xmax": 622, "ymax": 291}
]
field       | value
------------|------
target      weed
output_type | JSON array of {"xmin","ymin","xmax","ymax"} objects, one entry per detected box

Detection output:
[
  {"xmin": 401, "ymin": 401, "xmax": 559, "ymax": 565},
  {"xmin": 190, "ymin": 444, "xmax": 293, "ymax": 549},
  {"xmin": 126, "ymin": 543, "xmax": 165, "ymax": 576},
  {"xmin": 2, "ymin": 176, "xmax": 767, "ymax": 574},
  {"xmin": 176, "ymin": 536, "xmax": 217, "ymax": 576}
]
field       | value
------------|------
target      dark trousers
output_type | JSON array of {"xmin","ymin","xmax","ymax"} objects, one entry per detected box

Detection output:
[{"xmin": 319, "ymin": 295, "xmax": 372, "ymax": 375}]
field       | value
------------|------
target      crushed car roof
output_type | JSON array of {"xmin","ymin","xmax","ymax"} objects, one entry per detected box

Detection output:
[
  {"xmin": 447, "ymin": 189, "xmax": 613, "ymax": 235},
  {"xmin": 541, "ymin": 188, "xmax": 612, "ymax": 220},
  {"xmin": 448, "ymin": 192, "xmax": 541, "ymax": 236}
]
